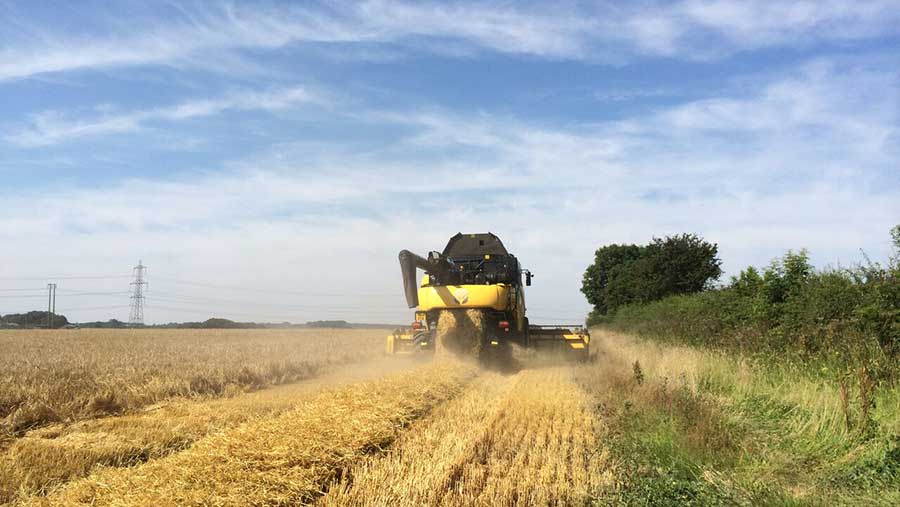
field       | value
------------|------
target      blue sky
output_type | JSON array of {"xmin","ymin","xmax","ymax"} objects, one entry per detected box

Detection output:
[{"xmin": 1, "ymin": 0, "xmax": 898, "ymax": 324}]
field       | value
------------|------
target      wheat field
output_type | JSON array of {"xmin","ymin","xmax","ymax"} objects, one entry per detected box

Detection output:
[
  {"xmin": 0, "ymin": 327, "xmax": 624, "ymax": 506},
  {"xmin": 21, "ymin": 362, "xmax": 477, "ymax": 507},
  {"xmin": 6, "ymin": 327, "xmax": 887, "ymax": 506},
  {"xmin": 319, "ymin": 367, "xmax": 610, "ymax": 507},
  {"xmin": 13, "ymin": 326, "xmax": 868, "ymax": 506},
  {"xmin": 0, "ymin": 356, "xmax": 412, "ymax": 503},
  {"xmin": 0, "ymin": 328, "xmax": 384, "ymax": 435}
]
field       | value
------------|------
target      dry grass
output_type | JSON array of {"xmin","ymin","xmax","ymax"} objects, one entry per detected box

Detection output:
[
  {"xmin": 579, "ymin": 329, "xmax": 900, "ymax": 505},
  {"xmin": 587, "ymin": 329, "xmax": 882, "ymax": 446},
  {"xmin": 20, "ymin": 361, "xmax": 476, "ymax": 507},
  {"xmin": 0, "ymin": 328, "xmax": 384, "ymax": 434},
  {"xmin": 320, "ymin": 366, "xmax": 610, "ymax": 506},
  {"xmin": 0, "ymin": 358, "xmax": 412, "ymax": 504}
]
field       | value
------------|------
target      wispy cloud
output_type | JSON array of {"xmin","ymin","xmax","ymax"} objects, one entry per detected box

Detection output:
[
  {"xmin": 676, "ymin": 0, "xmax": 900, "ymax": 48},
  {"xmin": 3, "ymin": 1, "xmax": 574, "ymax": 81},
  {"xmin": 2, "ymin": 1, "xmax": 900, "ymax": 81},
  {"xmin": 4, "ymin": 57, "xmax": 896, "ymax": 243},
  {"xmin": 655, "ymin": 60, "xmax": 899, "ymax": 161},
  {"xmin": 1, "ymin": 53, "xmax": 897, "ymax": 322},
  {"xmin": 6, "ymin": 86, "xmax": 316, "ymax": 147}
]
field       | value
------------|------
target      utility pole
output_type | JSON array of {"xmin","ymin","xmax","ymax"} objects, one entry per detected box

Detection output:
[
  {"xmin": 129, "ymin": 261, "xmax": 147, "ymax": 326},
  {"xmin": 46, "ymin": 283, "xmax": 56, "ymax": 329}
]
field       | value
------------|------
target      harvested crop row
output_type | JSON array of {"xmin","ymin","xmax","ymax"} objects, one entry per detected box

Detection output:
[
  {"xmin": 22, "ymin": 361, "xmax": 477, "ymax": 507},
  {"xmin": 434, "ymin": 309, "xmax": 483, "ymax": 359},
  {"xmin": 0, "ymin": 328, "xmax": 384, "ymax": 435},
  {"xmin": 0, "ymin": 358, "xmax": 413, "ymax": 505},
  {"xmin": 318, "ymin": 371, "xmax": 518, "ymax": 506},
  {"xmin": 321, "ymin": 367, "xmax": 610, "ymax": 507}
]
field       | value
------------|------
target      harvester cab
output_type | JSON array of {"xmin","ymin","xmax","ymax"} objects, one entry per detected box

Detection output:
[{"xmin": 385, "ymin": 232, "xmax": 590, "ymax": 362}]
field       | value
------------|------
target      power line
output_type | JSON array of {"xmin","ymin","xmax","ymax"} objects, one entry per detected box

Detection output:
[
  {"xmin": 147, "ymin": 303, "xmax": 400, "ymax": 322},
  {"xmin": 55, "ymin": 290, "xmax": 131, "ymax": 296},
  {"xmin": 152, "ymin": 276, "xmax": 396, "ymax": 297},
  {"xmin": 144, "ymin": 297, "xmax": 403, "ymax": 315},
  {"xmin": 0, "ymin": 274, "xmax": 130, "ymax": 280},
  {"xmin": 59, "ymin": 304, "xmax": 130, "ymax": 312},
  {"xmin": 0, "ymin": 291, "xmax": 128, "ymax": 299},
  {"xmin": 3, "ymin": 274, "xmax": 398, "ymax": 297},
  {"xmin": 145, "ymin": 291, "xmax": 402, "ymax": 312},
  {"xmin": 144, "ymin": 304, "xmax": 310, "ymax": 321}
]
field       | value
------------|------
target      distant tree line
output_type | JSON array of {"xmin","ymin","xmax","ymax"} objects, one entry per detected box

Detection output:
[
  {"xmin": 152, "ymin": 319, "xmax": 353, "ymax": 329},
  {"xmin": 2, "ymin": 314, "xmax": 383, "ymax": 330},
  {"xmin": 0, "ymin": 311, "xmax": 69, "ymax": 329},
  {"xmin": 305, "ymin": 320, "xmax": 351, "ymax": 328}
]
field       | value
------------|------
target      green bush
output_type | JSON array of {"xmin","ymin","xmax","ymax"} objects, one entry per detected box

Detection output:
[
  {"xmin": 600, "ymin": 227, "xmax": 900, "ymax": 377},
  {"xmin": 582, "ymin": 234, "xmax": 722, "ymax": 315}
]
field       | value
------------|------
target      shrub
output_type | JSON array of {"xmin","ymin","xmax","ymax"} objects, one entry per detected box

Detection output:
[
  {"xmin": 582, "ymin": 234, "xmax": 722, "ymax": 315},
  {"xmin": 600, "ymin": 226, "xmax": 900, "ymax": 378}
]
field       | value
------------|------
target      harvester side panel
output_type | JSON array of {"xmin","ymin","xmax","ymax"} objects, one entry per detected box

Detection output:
[{"xmin": 417, "ymin": 283, "xmax": 511, "ymax": 312}]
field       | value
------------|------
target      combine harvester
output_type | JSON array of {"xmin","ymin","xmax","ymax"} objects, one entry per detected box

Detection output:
[{"xmin": 386, "ymin": 233, "xmax": 589, "ymax": 362}]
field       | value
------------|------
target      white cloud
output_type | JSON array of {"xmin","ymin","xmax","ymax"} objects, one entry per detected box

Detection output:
[
  {"xmin": 655, "ymin": 60, "xmax": 899, "ymax": 162},
  {"xmin": 2, "ymin": 1, "xmax": 900, "ymax": 81},
  {"xmin": 353, "ymin": 0, "xmax": 595, "ymax": 57},
  {"xmin": 0, "ymin": 2, "xmax": 588, "ymax": 81},
  {"xmin": 1, "ymin": 58, "xmax": 897, "ymax": 323},
  {"xmin": 5, "ymin": 86, "xmax": 316, "ymax": 147},
  {"xmin": 678, "ymin": 0, "xmax": 900, "ymax": 47}
]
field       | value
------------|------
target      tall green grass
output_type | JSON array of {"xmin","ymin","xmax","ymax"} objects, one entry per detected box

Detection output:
[{"xmin": 582, "ymin": 330, "xmax": 900, "ymax": 506}]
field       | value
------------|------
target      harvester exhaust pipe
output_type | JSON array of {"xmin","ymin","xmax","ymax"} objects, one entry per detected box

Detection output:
[{"xmin": 399, "ymin": 249, "xmax": 454, "ymax": 308}]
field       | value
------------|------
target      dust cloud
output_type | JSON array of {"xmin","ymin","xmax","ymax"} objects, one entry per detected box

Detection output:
[{"xmin": 434, "ymin": 309, "xmax": 484, "ymax": 360}]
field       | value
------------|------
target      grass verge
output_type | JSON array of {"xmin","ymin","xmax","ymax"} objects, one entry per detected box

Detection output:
[{"xmin": 577, "ymin": 329, "xmax": 900, "ymax": 506}]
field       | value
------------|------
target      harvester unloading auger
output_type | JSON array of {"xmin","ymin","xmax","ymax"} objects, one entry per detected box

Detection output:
[{"xmin": 385, "ymin": 233, "xmax": 590, "ymax": 362}]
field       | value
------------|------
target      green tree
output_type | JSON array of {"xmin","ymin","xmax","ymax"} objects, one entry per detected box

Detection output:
[
  {"xmin": 640, "ymin": 234, "xmax": 723, "ymax": 300},
  {"xmin": 581, "ymin": 244, "xmax": 644, "ymax": 313},
  {"xmin": 582, "ymin": 234, "xmax": 722, "ymax": 315},
  {"xmin": 729, "ymin": 266, "xmax": 762, "ymax": 296}
]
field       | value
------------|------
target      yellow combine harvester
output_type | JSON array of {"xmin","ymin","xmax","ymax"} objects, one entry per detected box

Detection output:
[{"xmin": 386, "ymin": 233, "xmax": 589, "ymax": 361}]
